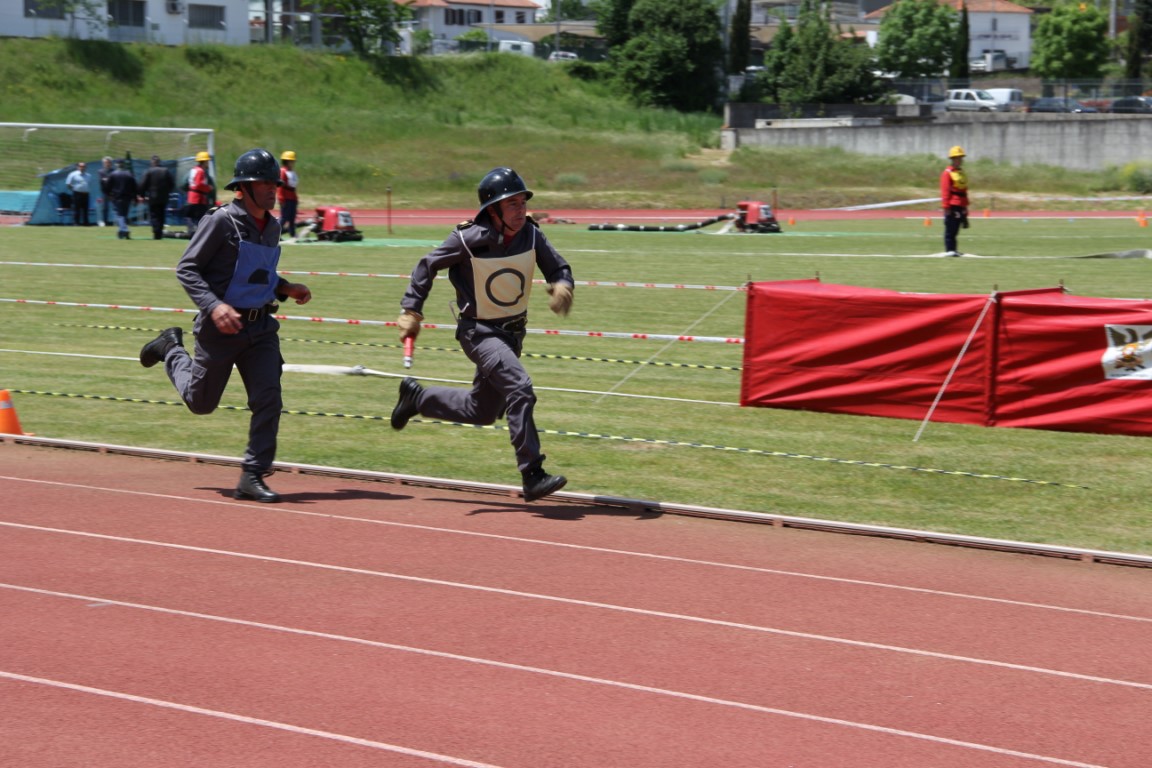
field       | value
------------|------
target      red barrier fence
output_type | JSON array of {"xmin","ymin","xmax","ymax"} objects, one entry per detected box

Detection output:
[{"xmin": 741, "ymin": 280, "xmax": 1152, "ymax": 437}]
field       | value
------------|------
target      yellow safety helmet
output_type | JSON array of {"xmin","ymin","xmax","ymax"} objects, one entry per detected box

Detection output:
[
  {"xmin": 195, "ymin": 151, "xmax": 211, "ymax": 162},
  {"xmin": 948, "ymin": 145, "xmax": 966, "ymax": 159},
  {"xmin": 281, "ymin": 150, "xmax": 296, "ymax": 162}
]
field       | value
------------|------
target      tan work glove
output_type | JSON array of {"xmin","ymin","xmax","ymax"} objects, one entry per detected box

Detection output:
[
  {"xmin": 546, "ymin": 282, "xmax": 573, "ymax": 316},
  {"xmin": 397, "ymin": 309, "xmax": 423, "ymax": 341}
]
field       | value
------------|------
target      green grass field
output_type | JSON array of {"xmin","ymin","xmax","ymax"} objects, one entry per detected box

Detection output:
[{"xmin": 3, "ymin": 213, "xmax": 1151, "ymax": 555}]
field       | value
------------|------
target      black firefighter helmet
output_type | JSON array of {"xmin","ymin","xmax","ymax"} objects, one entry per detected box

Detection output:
[
  {"xmin": 477, "ymin": 167, "xmax": 533, "ymax": 216},
  {"xmin": 225, "ymin": 148, "xmax": 282, "ymax": 191}
]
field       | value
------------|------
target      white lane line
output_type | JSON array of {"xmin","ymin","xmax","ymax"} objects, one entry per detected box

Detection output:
[
  {"xmin": 3, "ymin": 474, "xmax": 1150, "ymax": 625},
  {"xmin": 0, "ymin": 588, "xmax": 1116, "ymax": 768},
  {"xmin": 0, "ymin": 670, "xmax": 506, "ymax": 768},
  {"xmin": 2, "ymin": 520, "xmax": 1152, "ymax": 694}
]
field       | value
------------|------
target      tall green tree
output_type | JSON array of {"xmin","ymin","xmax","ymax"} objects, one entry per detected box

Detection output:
[
  {"xmin": 770, "ymin": 0, "xmax": 884, "ymax": 105},
  {"xmin": 728, "ymin": 0, "xmax": 752, "ymax": 74},
  {"xmin": 592, "ymin": 0, "xmax": 636, "ymax": 49},
  {"xmin": 544, "ymin": 0, "xmax": 595, "ymax": 21},
  {"xmin": 610, "ymin": 0, "xmax": 725, "ymax": 112},
  {"xmin": 952, "ymin": 2, "xmax": 971, "ymax": 80},
  {"xmin": 1124, "ymin": 0, "xmax": 1152, "ymax": 84},
  {"xmin": 873, "ymin": 0, "xmax": 957, "ymax": 79},
  {"xmin": 1031, "ymin": 0, "xmax": 1110, "ymax": 80},
  {"xmin": 328, "ymin": 0, "xmax": 405, "ymax": 58},
  {"xmin": 756, "ymin": 20, "xmax": 794, "ymax": 103}
]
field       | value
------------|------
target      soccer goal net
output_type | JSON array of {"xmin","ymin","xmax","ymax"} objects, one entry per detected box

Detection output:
[{"xmin": 0, "ymin": 122, "xmax": 215, "ymax": 217}]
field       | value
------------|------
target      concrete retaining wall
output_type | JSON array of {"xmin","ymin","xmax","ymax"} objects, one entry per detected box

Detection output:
[{"xmin": 721, "ymin": 113, "xmax": 1152, "ymax": 171}]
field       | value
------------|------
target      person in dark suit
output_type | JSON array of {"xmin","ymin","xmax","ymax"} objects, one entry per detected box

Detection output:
[{"xmin": 139, "ymin": 155, "xmax": 175, "ymax": 240}]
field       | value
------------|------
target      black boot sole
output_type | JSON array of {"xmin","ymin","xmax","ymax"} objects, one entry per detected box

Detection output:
[{"xmin": 523, "ymin": 474, "xmax": 567, "ymax": 502}]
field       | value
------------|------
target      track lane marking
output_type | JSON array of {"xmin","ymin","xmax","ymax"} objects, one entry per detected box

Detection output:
[
  {"xmin": 2, "ymin": 521, "xmax": 1152, "ymax": 694},
  {"xmin": 0, "ymin": 587, "xmax": 1117, "ymax": 768},
  {"xmin": 2, "ymin": 474, "xmax": 1149, "ymax": 625},
  {"xmin": 0, "ymin": 669, "xmax": 506, "ymax": 768}
]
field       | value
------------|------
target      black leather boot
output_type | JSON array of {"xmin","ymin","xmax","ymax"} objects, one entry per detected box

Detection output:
[
  {"xmin": 522, "ymin": 466, "xmax": 567, "ymax": 502},
  {"xmin": 234, "ymin": 471, "xmax": 281, "ymax": 503},
  {"xmin": 390, "ymin": 377, "xmax": 423, "ymax": 430},
  {"xmin": 139, "ymin": 327, "xmax": 184, "ymax": 368}
]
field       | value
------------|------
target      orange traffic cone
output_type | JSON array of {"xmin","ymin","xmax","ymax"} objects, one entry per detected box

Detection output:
[
  {"xmin": 924, "ymin": 217, "xmax": 932, "ymax": 227},
  {"xmin": 0, "ymin": 389, "xmax": 24, "ymax": 435}
]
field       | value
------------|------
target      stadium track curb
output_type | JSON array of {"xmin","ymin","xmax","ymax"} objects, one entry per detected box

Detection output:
[{"xmin": 4, "ymin": 433, "xmax": 1151, "ymax": 570}]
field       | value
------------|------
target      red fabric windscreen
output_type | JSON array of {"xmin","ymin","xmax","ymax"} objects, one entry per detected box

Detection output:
[
  {"xmin": 741, "ymin": 281, "xmax": 995, "ymax": 425},
  {"xmin": 992, "ymin": 291, "xmax": 1152, "ymax": 436},
  {"xmin": 741, "ymin": 281, "xmax": 1152, "ymax": 437}
]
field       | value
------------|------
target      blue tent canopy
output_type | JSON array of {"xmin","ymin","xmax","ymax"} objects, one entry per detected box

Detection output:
[{"xmin": 27, "ymin": 156, "xmax": 195, "ymax": 226}]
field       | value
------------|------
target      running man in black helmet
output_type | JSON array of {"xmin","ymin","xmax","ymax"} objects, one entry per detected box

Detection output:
[
  {"xmin": 138, "ymin": 148, "xmax": 312, "ymax": 503},
  {"xmin": 392, "ymin": 167, "xmax": 575, "ymax": 502}
]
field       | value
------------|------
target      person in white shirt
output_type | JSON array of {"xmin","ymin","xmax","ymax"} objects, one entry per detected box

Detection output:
[{"xmin": 65, "ymin": 161, "xmax": 91, "ymax": 226}]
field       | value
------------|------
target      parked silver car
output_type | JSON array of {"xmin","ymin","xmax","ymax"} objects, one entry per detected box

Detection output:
[{"xmin": 944, "ymin": 89, "xmax": 1002, "ymax": 112}]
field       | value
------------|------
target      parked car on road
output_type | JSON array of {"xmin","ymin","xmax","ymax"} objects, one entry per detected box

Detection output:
[
  {"xmin": 985, "ymin": 88, "xmax": 1026, "ymax": 112},
  {"xmin": 1027, "ymin": 97, "xmax": 1098, "ymax": 113},
  {"xmin": 548, "ymin": 51, "xmax": 578, "ymax": 62},
  {"xmin": 944, "ymin": 88, "xmax": 1002, "ymax": 112},
  {"xmin": 1108, "ymin": 96, "xmax": 1152, "ymax": 114}
]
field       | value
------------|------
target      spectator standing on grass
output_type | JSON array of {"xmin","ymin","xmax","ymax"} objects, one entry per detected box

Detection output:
[
  {"xmin": 65, "ymin": 161, "xmax": 91, "ymax": 226},
  {"xmin": 98, "ymin": 156, "xmax": 114, "ymax": 226},
  {"xmin": 107, "ymin": 159, "xmax": 139, "ymax": 240},
  {"xmin": 186, "ymin": 151, "xmax": 215, "ymax": 235},
  {"xmin": 391, "ymin": 167, "xmax": 574, "ymax": 503},
  {"xmin": 138, "ymin": 148, "xmax": 312, "ymax": 503},
  {"xmin": 139, "ymin": 155, "xmax": 175, "ymax": 240},
  {"xmin": 941, "ymin": 145, "xmax": 969, "ymax": 257},
  {"xmin": 278, "ymin": 150, "xmax": 299, "ymax": 239}
]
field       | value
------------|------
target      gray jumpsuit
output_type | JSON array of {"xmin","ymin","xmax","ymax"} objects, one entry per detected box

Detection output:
[
  {"xmin": 164, "ymin": 200, "xmax": 288, "ymax": 475},
  {"xmin": 400, "ymin": 214, "xmax": 573, "ymax": 472}
]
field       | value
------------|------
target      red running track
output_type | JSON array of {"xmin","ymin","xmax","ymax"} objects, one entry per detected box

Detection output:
[{"xmin": 3, "ymin": 441, "xmax": 1152, "ymax": 768}]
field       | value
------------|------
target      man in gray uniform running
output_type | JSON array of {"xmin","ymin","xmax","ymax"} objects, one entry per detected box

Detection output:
[
  {"xmin": 139, "ymin": 148, "xmax": 312, "ymax": 502},
  {"xmin": 392, "ymin": 167, "xmax": 574, "ymax": 502}
]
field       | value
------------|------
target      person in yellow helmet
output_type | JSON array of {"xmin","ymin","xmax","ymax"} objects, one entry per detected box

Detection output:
[
  {"xmin": 940, "ymin": 145, "xmax": 969, "ymax": 257},
  {"xmin": 277, "ymin": 150, "xmax": 299, "ymax": 239},
  {"xmin": 186, "ymin": 150, "xmax": 215, "ymax": 236}
]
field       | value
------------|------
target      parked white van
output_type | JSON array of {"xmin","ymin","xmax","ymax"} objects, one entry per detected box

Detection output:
[
  {"xmin": 944, "ymin": 88, "xmax": 1001, "ymax": 112},
  {"xmin": 497, "ymin": 40, "xmax": 535, "ymax": 57},
  {"xmin": 985, "ymin": 88, "xmax": 1025, "ymax": 112}
]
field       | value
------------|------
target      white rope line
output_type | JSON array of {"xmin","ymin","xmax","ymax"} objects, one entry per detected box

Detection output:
[
  {"xmin": 0, "ymin": 298, "xmax": 745, "ymax": 344},
  {"xmin": 596, "ymin": 290, "xmax": 739, "ymax": 404},
  {"xmin": 0, "ymin": 263, "xmax": 746, "ymax": 291},
  {"xmin": 0, "ymin": 350, "xmax": 736, "ymax": 407}
]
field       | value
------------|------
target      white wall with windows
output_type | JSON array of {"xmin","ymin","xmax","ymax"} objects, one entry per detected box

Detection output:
[
  {"xmin": 405, "ymin": 0, "xmax": 543, "ymax": 48},
  {"xmin": 4, "ymin": 0, "xmax": 251, "ymax": 45}
]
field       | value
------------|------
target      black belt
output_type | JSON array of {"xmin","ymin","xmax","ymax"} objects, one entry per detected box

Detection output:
[
  {"xmin": 484, "ymin": 314, "xmax": 527, "ymax": 333},
  {"xmin": 238, "ymin": 303, "xmax": 278, "ymax": 322}
]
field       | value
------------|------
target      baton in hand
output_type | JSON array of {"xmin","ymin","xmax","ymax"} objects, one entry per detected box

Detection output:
[{"xmin": 403, "ymin": 336, "xmax": 414, "ymax": 369}]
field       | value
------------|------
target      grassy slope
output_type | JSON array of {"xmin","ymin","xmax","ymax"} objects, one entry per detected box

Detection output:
[{"xmin": 0, "ymin": 37, "xmax": 1131, "ymax": 209}]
